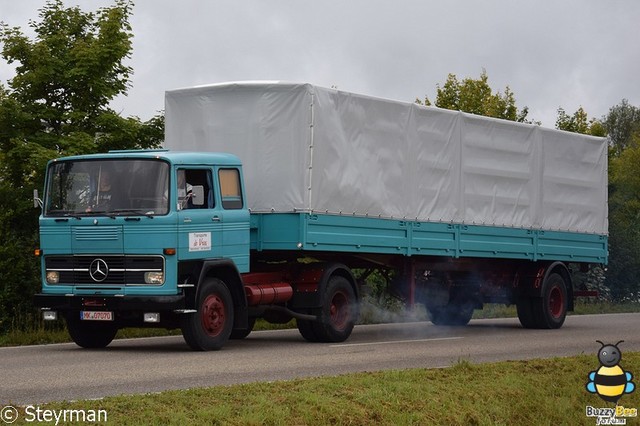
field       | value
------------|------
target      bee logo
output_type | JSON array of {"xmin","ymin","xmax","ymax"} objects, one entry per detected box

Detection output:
[{"xmin": 586, "ymin": 340, "xmax": 635, "ymax": 403}]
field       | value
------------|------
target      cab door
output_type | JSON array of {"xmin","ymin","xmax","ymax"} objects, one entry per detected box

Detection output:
[
  {"xmin": 176, "ymin": 167, "xmax": 223, "ymax": 260},
  {"xmin": 216, "ymin": 167, "xmax": 250, "ymax": 273}
]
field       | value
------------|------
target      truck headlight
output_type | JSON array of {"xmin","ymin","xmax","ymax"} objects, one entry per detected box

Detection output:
[
  {"xmin": 46, "ymin": 271, "xmax": 59, "ymax": 284},
  {"xmin": 144, "ymin": 272, "xmax": 164, "ymax": 284}
]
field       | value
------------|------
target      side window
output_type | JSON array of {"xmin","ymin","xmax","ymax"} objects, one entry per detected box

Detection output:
[
  {"xmin": 219, "ymin": 168, "xmax": 243, "ymax": 210},
  {"xmin": 177, "ymin": 168, "xmax": 214, "ymax": 209}
]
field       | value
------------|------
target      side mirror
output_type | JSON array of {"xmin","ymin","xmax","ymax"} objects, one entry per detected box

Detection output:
[
  {"xmin": 33, "ymin": 189, "xmax": 43, "ymax": 209},
  {"xmin": 190, "ymin": 185, "xmax": 205, "ymax": 206}
]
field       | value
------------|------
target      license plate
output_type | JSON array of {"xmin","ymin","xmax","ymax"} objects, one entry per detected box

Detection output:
[{"xmin": 80, "ymin": 311, "xmax": 113, "ymax": 321}]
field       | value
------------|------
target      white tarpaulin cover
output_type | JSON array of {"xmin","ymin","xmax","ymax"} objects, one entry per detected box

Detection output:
[{"xmin": 164, "ymin": 82, "xmax": 608, "ymax": 235}]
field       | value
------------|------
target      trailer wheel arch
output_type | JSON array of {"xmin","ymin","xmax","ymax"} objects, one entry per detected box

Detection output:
[{"xmin": 517, "ymin": 261, "xmax": 573, "ymax": 310}]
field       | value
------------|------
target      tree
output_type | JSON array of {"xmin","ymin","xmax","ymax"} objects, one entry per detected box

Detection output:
[
  {"xmin": 603, "ymin": 99, "xmax": 640, "ymax": 157},
  {"xmin": 416, "ymin": 70, "xmax": 534, "ymax": 123},
  {"xmin": 607, "ymin": 143, "xmax": 640, "ymax": 302},
  {"xmin": 606, "ymin": 118, "xmax": 640, "ymax": 302},
  {"xmin": 555, "ymin": 106, "xmax": 606, "ymax": 136},
  {"xmin": 0, "ymin": 0, "xmax": 163, "ymax": 332},
  {"xmin": 554, "ymin": 103, "xmax": 639, "ymax": 301}
]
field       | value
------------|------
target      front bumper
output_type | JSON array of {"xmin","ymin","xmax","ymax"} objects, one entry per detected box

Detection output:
[{"xmin": 33, "ymin": 293, "xmax": 186, "ymax": 312}]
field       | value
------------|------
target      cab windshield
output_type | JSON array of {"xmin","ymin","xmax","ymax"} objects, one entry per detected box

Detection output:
[{"xmin": 44, "ymin": 159, "xmax": 169, "ymax": 217}]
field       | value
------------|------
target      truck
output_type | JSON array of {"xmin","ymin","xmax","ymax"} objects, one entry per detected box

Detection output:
[{"xmin": 33, "ymin": 82, "xmax": 608, "ymax": 351}]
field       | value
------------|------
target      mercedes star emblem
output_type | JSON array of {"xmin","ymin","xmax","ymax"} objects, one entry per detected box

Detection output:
[{"xmin": 89, "ymin": 258, "xmax": 109, "ymax": 282}]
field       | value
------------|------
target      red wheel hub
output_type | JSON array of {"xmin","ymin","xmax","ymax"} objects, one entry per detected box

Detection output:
[
  {"xmin": 330, "ymin": 290, "xmax": 350, "ymax": 331},
  {"xmin": 201, "ymin": 294, "xmax": 226, "ymax": 337},
  {"xmin": 548, "ymin": 285, "xmax": 564, "ymax": 319}
]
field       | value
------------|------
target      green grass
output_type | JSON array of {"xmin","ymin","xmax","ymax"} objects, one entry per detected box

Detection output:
[
  {"xmin": 472, "ymin": 300, "xmax": 640, "ymax": 319},
  {"xmin": 6, "ymin": 353, "xmax": 640, "ymax": 425},
  {"xmin": 0, "ymin": 318, "xmax": 295, "ymax": 347}
]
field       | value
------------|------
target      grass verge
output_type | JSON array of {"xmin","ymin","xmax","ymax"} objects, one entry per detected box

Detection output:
[
  {"xmin": 0, "ymin": 318, "xmax": 293, "ymax": 347},
  {"xmin": 6, "ymin": 353, "xmax": 640, "ymax": 425}
]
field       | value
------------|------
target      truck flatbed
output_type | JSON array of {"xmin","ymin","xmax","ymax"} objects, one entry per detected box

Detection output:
[{"xmin": 250, "ymin": 212, "xmax": 607, "ymax": 263}]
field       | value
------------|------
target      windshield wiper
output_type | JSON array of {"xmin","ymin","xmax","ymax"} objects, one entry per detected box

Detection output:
[
  {"xmin": 85, "ymin": 210, "xmax": 117, "ymax": 219},
  {"xmin": 47, "ymin": 211, "xmax": 83, "ymax": 219},
  {"xmin": 111, "ymin": 209, "xmax": 155, "ymax": 218}
]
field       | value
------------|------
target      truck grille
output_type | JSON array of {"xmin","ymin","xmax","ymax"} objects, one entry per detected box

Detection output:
[{"xmin": 45, "ymin": 255, "xmax": 164, "ymax": 285}]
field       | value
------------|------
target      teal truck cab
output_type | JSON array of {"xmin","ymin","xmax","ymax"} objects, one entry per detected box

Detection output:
[
  {"xmin": 34, "ymin": 150, "xmax": 259, "ymax": 350},
  {"xmin": 34, "ymin": 82, "xmax": 608, "ymax": 351}
]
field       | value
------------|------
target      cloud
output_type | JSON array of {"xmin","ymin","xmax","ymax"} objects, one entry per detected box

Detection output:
[{"xmin": 2, "ymin": 0, "xmax": 639, "ymax": 127}]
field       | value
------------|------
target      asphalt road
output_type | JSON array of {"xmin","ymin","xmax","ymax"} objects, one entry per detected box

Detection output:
[{"xmin": 2, "ymin": 313, "xmax": 639, "ymax": 405}]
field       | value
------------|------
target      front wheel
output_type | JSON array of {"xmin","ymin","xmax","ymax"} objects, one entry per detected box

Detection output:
[
  {"xmin": 66, "ymin": 314, "xmax": 118, "ymax": 349},
  {"xmin": 181, "ymin": 278, "xmax": 234, "ymax": 350}
]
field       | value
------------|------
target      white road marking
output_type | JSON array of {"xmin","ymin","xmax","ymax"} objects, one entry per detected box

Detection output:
[{"xmin": 330, "ymin": 336, "xmax": 463, "ymax": 348}]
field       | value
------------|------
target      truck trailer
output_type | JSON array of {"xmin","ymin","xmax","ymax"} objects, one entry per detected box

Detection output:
[{"xmin": 34, "ymin": 82, "xmax": 608, "ymax": 350}]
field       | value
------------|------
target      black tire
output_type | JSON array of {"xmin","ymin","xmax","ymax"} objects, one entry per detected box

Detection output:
[
  {"xmin": 516, "ymin": 297, "xmax": 537, "ymax": 329},
  {"xmin": 65, "ymin": 314, "xmax": 118, "ymax": 349},
  {"xmin": 181, "ymin": 278, "xmax": 234, "ymax": 351},
  {"xmin": 530, "ymin": 273, "xmax": 568, "ymax": 329},
  {"xmin": 313, "ymin": 276, "xmax": 358, "ymax": 342},
  {"xmin": 297, "ymin": 316, "xmax": 321, "ymax": 342},
  {"xmin": 230, "ymin": 317, "xmax": 256, "ymax": 340},
  {"xmin": 427, "ymin": 301, "xmax": 474, "ymax": 326}
]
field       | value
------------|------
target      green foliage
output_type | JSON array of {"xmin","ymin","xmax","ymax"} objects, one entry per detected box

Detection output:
[
  {"xmin": 553, "ymin": 101, "xmax": 640, "ymax": 302},
  {"xmin": 1, "ymin": 0, "xmax": 133, "ymax": 133},
  {"xmin": 603, "ymin": 100, "xmax": 640, "ymax": 302},
  {"xmin": 604, "ymin": 99, "xmax": 640, "ymax": 157},
  {"xmin": 0, "ymin": 0, "xmax": 164, "ymax": 333},
  {"xmin": 0, "ymin": 187, "xmax": 40, "ymax": 333},
  {"xmin": 353, "ymin": 269, "xmax": 414, "ymax": 324},
  {"xmin": 607, "ymin": 137, "xmax": 640, "ymax": 302},
  {"xmin": 555, "ymin": 106, "xmax": 606, "ymax": 136},
  {"xmin": 416, "ymin": 70, "xmax": 534, "ymax": 123}
]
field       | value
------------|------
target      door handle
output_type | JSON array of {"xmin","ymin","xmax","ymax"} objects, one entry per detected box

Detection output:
[{"xmin": 212, "ymin": 216, "xmax": 221, "ymax": 222}]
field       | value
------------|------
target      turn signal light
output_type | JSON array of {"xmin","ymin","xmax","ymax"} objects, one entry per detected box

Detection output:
[
  {"xmin": 43, "ymin": 311, "xmax": 57, "ymax": 321},
  {"xmin": 34, "ymin": 249, "xmax": 42, "ymax": 256},
  {"xmin": 163, "ymin": 248, "xmax": 176, "ymax": 255}
]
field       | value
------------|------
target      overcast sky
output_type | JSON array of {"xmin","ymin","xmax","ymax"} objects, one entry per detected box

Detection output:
[{"xmin": 2, "ymin": 1, "xmax": 639, "ymax": 128}]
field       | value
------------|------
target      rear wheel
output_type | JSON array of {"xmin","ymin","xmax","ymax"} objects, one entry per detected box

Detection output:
[
  {"xmin": 66, "ymin": 314, "xmax": 118, "ymax": 349},
  {"xmin": 296, "ymin": 315, "xmax": 321, "ymax": 342},
  {"xmin": 181, "ymin": 278, "xmax": 234, "ymax": 350},
  {"xmin": 518, "ymin": 272, "xmax": 568, "ymax": 329},
  {"xmin": 297, "ymin": 276, "xmax": 357, "ymax": 343},
  {"xmin": 230, "ymin": 317, "xmax": 256, "ymax": 340},
  {"xmin": 516, "ymin": 297, "xmax": 537, "ymax": 328},
  {"xmin": 427, "ymin": 301, "xmax": 474, "ymax": 326},
  {"xmin": 534, "ymin": 273, "xmax": 567, "ymax": 329}
]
